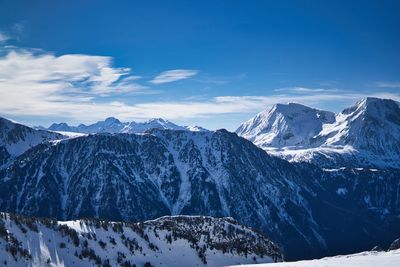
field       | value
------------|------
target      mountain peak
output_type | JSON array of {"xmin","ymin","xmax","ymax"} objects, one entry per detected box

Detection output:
[
  {"xmin": 274, "ymin": 102, "xmax": 309, "ymax": 109},
  {"xmin": 271, "ymin": 102, "xmax": 324, "ymax": 117},
  {"xmin": 343, "ymin": 97, "xmax": 397, "ymax": 113},
  {"xmin": 236, "ymin": 103, "xmax": 335, "ymax": 148},
  {"xmin": 49, "ymin": 122, "xmax": 69, "ymax": 127},
  {"xmin": 342, "ymin": 97, "xmax": 400, "ymax": 124},
  {"xmin": 147, "ymin": 118, "xmax": 169, "ymax": 123},
  {"xmin": 104, "ymin": 117, "xmax": 121, "ymax": 124}
]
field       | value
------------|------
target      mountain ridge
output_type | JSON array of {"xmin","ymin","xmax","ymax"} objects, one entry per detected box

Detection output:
[
  {"xmin": 0, "ymin": 212, "xmax": 282, "ymax": 267},
  {"xmin": 0, "ymin": 117, "xmax": 65, "ymax": 168},
  {"xmin": 39, "ymin": 117, "xmax": 208, "ymax": 134}
]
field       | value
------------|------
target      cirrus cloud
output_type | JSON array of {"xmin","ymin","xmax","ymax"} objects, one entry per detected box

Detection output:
[
  {"xmin": 274, "ymin": 87, "xmax": 340, "ymax": 93},
  {"xmin": 0, "ymin": 32, "xmax": 10, "ymax": 43},
  {"xmin": 375, "ymin": 81, "xmax": 400, "ymax": 89},
  {"xmin": 0, "ymin": 47, "xmax": 147, "ymax": 101},
  {"xmin": 150, "ymin": 69, "xmax": 199, "ymax": 84}
]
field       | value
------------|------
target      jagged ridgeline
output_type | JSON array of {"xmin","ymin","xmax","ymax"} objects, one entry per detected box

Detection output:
[{"xmin": 0, "ymin": 213, "xmax": 282, "ymax": 267}]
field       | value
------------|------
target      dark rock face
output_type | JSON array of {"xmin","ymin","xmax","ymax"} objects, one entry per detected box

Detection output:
[
  {"xmin": 0, "ymin": 129, "xmax": 399, "ymax": 260},
  {"xmin": 301, "ymin": 165, "xmax": 400, "ymax": 258},
  {"xmin": 389, "ymin": 238, "xmax": 400, "ymax": 251},
  {"xmin": 371, "ymin": 245, "xmax": 383, "ymax": 251}
]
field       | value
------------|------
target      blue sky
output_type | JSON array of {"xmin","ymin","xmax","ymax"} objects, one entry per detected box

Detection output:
[{"xmin": 0, "ymin": 0, "xmax": 399, "ymax": 130}]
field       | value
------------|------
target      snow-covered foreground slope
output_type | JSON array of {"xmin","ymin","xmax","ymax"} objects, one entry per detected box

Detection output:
[
  {"xmin": 0, "ymin": 213, "xmax": 282, "ymax": 267},
  {"xmin": 44, "ymin": 117, "xmax": 207, "ymax": 134},
  {"xmin": 229, "ymin": 249, "xmax": 400, "ymax": 267},
  {"xmin": 236, "ymin": 97, "xmax": 400, "ymax": 168}
]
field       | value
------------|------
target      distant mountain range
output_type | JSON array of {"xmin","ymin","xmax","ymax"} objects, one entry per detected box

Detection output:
[
  {"xmin": 0, "ymin": 97, "xmax": 399, "ymax": 262},
  {"xmin": 36, "ymin": 117, "xmax": 207, "ymax": 134}
]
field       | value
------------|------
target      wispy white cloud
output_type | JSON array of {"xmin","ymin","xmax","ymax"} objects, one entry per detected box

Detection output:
[
  {"xmin": 318, "ymin": 80, "xmax": 338, "ymax": 87},
  {"xmin": 0, "ymin": 32, "xmax": 10, "ymax": 43},
  {"xmin": 375, "ymin": 81, "xmax": 400, "ymax": 89},
  {"xmin": 0, "ymin": 47, "xmax": 151, "ymax": 121},
  {"xmin": 150, "ymin": 69, "xmax": 198, "ymax": 84},
  {"xmin": 192, "ymin": 78, "xmax": 229, "ymax": 85},
  {"xmin": 0, "ymin": 22, "xmax": 26, "ymax": 43},
  {"xmin": 0, "ymin": 48, "xmax": 147, "ymax": 99},
  {"xmin": 192, "ymin": 73, "xmax": 247, "ymax": 85},
  {"xmin": 274, "ymin": 87, "xmax": 339, "ymax": 93}
]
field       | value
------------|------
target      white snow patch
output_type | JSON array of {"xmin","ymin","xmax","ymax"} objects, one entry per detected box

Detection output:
[
  {"xmin": 336, "ymin": 188, "xmax": 348, "ymax": 196},
  {"xmin": 228, "ymin": 249, "xmax": 400, "ymax": 267}
]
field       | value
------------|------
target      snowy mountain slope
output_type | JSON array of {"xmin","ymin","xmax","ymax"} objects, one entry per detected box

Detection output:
[
  {"xmin": 0, "ymin": 117, "xmax": 65, "ymax": 167},
  {"xmin": 0, "ymin": 213, "xmax": 282, "ymax": 267},
  {"xmin": 0, "ymin": 129, "xmax": 399, "ymax": 260},
  {"xmin": 236, "ymin": 103, "xmax": 335, "ymax": 148},
  {"xmin": 317, "ymin": 97, "xmax": 400, "ymax": 157},
  {"xmin": 236, "ymin": 98, "xmax": 400, "ymax": 168},
  {"xmin": 45, "ymin": 117, "xmax": 208, "ymax": 134},
  {"xmin": 228, "ymin": 249, "xmax": 400, "ymax": 267}
]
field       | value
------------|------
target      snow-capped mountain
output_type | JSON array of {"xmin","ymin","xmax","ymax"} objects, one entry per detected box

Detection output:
[
  {"xmin": 236, "ymin": 97, "xmax": 400, "ymax": 168},
  {"xmin": 236, "ymin": 103, "xmax": 335, "ymax": 148},
  {"xmin": 0, "ymin": 128, "xmax": 399, "ymax": 260},
  {"xmin": 45, "ymin": 117, "xmax": 208, "ymax": 134},
  {"xmin": 0, "ymin": 212, "xmax": 282, "ymax": 267},
  {"xmin": 0, "ymin": 117, "xmax": 64, "ymax": 167},
  {"xmin": 316, "ymin": 97, "xmax": 400, "ymax": 152}
]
